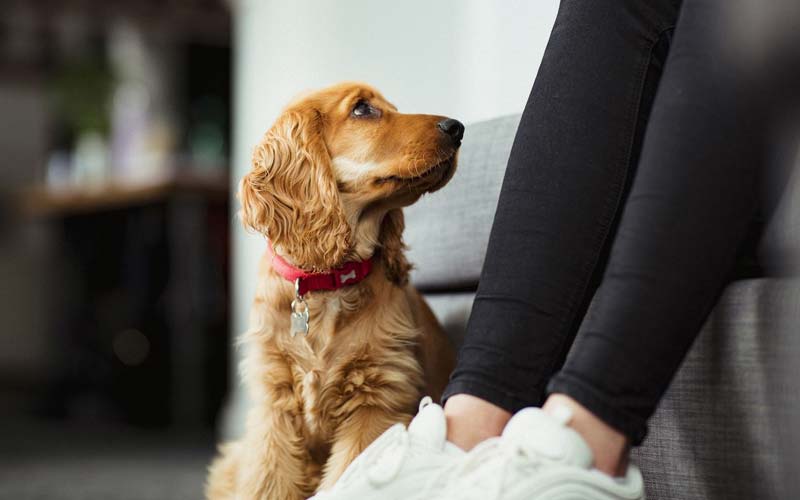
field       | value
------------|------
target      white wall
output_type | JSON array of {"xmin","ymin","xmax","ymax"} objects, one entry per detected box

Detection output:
[{"xmin": 224, "ymin": 0, "xmax": 558, "ymax": 436}]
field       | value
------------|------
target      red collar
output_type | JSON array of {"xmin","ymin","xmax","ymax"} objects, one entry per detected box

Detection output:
[{"xmin": 266, "ymin": 242, "xmax": 373, "ymax": 296}]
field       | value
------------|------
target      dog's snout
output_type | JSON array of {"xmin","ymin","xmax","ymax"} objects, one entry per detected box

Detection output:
[{"xmin": 437, "ymin": 118, "xmax": 465, "ymax": 144}]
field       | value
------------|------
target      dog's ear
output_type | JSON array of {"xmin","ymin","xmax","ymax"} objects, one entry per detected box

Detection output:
[
  {"xmin": 239, "ymin": 107, "xmax": 351, "ymax": 271},
  {"xmin": 378, "ymin": 208, "xmax": 411, "ymax": 286}
]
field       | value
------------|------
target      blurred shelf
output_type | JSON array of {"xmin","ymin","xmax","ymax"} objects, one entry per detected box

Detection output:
[{"xmin": 20, "ymin": 171, "xmax": 230, "ymax": 218}]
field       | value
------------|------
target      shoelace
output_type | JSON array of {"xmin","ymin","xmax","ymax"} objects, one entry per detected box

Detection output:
[
  {"xmin": 365, "ymin": 425, "xmax": 411, "ymax": 486},
  {"xmin": 319, "ymin": 398, "xmax": 438, "ymax": 497},
  {"xmin": 421, "ymin": 436, "xmax": 543, "ymax": 500},
  {"xmin": 363, "ymin": 397, "xmax": 436, "ymax": 487},
  {"xmin": 312, "ymin": 423, "xmax": 409, "ymax": 499}
]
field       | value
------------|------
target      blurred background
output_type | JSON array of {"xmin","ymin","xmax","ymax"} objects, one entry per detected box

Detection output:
[
  {"xmin": 0, "ymin": 0, "xmax": 231, "ymax": 498},
  {"xmin": 1, "ymin": 0, "xmax": 798, "ymax": 499}
]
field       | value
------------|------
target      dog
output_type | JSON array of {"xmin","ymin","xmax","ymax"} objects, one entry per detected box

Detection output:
[{"xmin": 206, "ymin": 82, "xmax": 463, "ymax": 500}]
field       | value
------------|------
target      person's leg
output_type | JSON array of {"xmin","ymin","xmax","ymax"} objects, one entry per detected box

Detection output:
[
  {"xmin": 545, "ymin": 0, "xmax": 769, "ymax": 469},
  {"xmin": 442, "ymin": 0, "xmax": 681, "ymax": 450}
]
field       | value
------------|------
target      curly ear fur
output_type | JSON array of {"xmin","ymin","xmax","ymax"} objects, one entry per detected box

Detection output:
[
  {"xmin": 239, "ymin": 108, "xmax": 351, "ymax": 271},
  {"xmin": 378, "ymin": 209, "xmax": 412, "ymax": 286}
]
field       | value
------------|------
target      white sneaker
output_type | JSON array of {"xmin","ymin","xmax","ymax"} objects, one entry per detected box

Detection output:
[
  {"xmin": 433, "ymin": 406, "xmax": 645, "ymax": 500},
  {"xmin": 309, "ymin": 397, "xmax": 465, "ymax": 500}
]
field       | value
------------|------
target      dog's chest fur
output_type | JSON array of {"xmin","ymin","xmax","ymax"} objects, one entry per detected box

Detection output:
[{"xmin": 260, "ymin": 284, "xmax": 424, "ymax": 452}]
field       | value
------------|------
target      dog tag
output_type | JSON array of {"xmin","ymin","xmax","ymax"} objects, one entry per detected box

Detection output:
[{"xmin": 290, "ymin": 299, "xmax": 309, "ymax": 337}]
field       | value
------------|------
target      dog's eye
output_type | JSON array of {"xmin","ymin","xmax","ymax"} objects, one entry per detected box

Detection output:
[{"xmin": 351, "ymin": 100, "xmax": 380, "ymax": 118}]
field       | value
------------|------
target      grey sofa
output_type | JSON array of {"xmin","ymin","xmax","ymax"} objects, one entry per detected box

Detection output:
[{"xmin": 404, "ymin": 115, "xmax": 800, "ymax": 499}]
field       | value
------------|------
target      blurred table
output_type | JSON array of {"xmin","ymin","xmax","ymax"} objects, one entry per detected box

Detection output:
[
  {"xmin": 17, "ymin": 172, "xmax": 231, "ymax": 429},
  {"xmin": 20, "ymin": 173, "xmax": 228, "ymax": 218}
]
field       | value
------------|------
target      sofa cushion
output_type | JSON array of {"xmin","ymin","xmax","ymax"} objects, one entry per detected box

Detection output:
[
  {"xmin": 631, "ymin": 278, "xmax": 800, "ymax": 500},
  {"xmin": 405, "ymin": 114, "xmax": 520, "ymax": 290},
  {"xmin": 424, "ymin": 278, "xmax": 800, "ymax": 500}
]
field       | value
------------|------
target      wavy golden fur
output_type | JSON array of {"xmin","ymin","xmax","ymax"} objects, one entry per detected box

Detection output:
[{"xmin": 207, "ymin": 82, "xmax": 460, "ymax": 499}]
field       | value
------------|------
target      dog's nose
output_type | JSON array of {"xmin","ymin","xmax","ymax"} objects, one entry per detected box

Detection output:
[{"xmin": 437, "ymin": 118, "xmax": 465, "ymax": 144}]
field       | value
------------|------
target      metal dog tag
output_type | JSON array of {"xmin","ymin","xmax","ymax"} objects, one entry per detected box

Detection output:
[
  {"xmin": 290, "ymin": 279, "xmax": 309, "ymax": 337},
  {"xmin": 290, "ymin": 302, "xmax": 309, "ymax": 338}
]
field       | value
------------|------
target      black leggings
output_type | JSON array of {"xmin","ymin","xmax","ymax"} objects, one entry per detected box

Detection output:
[{"xmin": 441, "ymin": 0, "xmax": 787, "ymax": 445}]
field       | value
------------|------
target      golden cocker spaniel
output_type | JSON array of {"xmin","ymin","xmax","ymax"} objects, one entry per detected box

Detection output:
[{"xmin": 207, "ymin": 82, "xmax": 463, "ymax": 499}]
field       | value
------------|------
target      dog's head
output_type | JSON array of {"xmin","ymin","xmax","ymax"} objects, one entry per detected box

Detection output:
[{"xmin": 240, "ymin": 82, "xmax": 462, "ymax": 275}]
